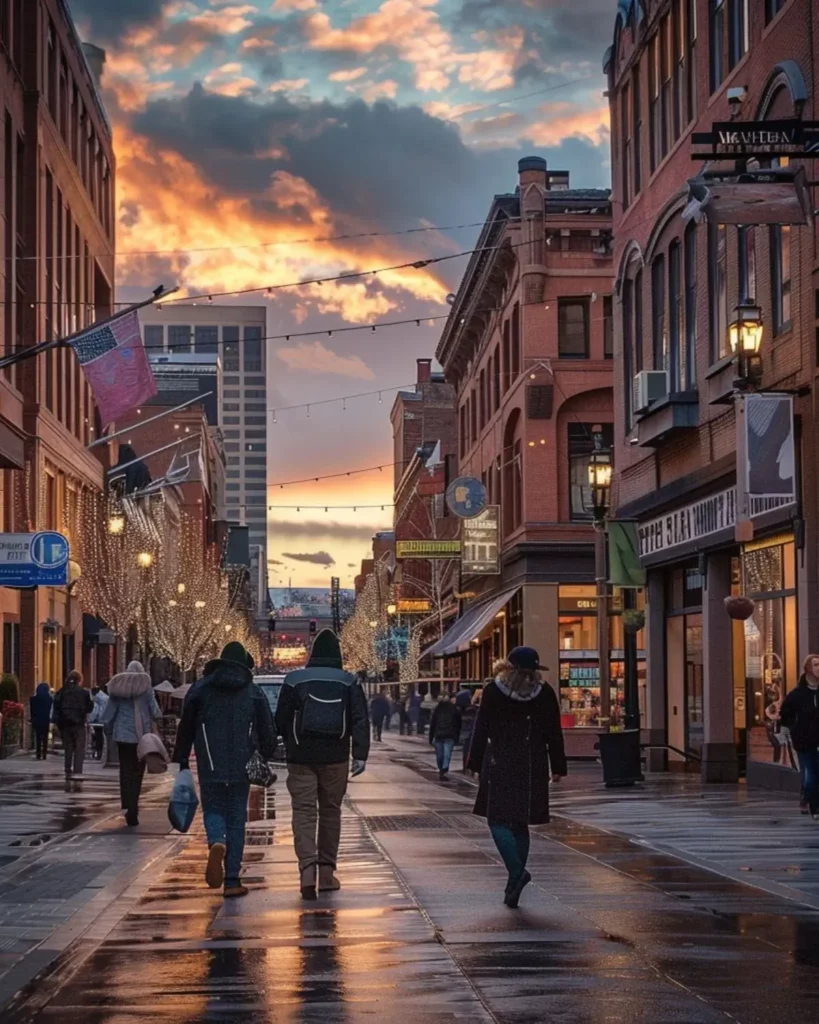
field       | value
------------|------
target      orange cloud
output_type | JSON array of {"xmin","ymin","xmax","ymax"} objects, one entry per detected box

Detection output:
[
  {"xmin": 271, "ymin": 0, "xmax": 318, "ymax": 10},
  {"xmin": 526, "ymin": 101, "xmax": 611, "ymax": 146},
  {"xmin": 267, "ymin": 78, "xmax": 310, "ymax": 92},
  {"xmin": 276, "ymin": 341, "xmax": 375, "ymax": 379},
  {"xmin": 355, "ymin": 80, "xmax": 399, "ymax": 102},
  {"xmin": 189, "ymin": 5, "xmax": 257, "ymax": 34},
  {"xmin": 329, "ymin": 67, "xmax": 368, "ymax": 83}
]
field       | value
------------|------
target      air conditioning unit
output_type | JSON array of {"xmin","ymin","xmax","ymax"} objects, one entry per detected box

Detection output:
[{"xmin": 633, "ymin": 370, "xmax": 668, "ymax": 413}]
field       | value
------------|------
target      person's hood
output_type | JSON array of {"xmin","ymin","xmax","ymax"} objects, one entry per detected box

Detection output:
[
  {"xmin": 494, "ymin": 676, "xmax": 542, "ymax": 702},
  {"xmin": 107, "ymin": 661, "xmax": 152, "ymax": 700},
  {"xmin": 201, "ymin": 655, "xmax": 253, "ymax": 690},
  {"xmin": 34, "ymin": 682, "xmax": 51, "ymax": 699},
  {"xmin": 307, "ymin": 628, "xmax": 343, "ymax": 670}
]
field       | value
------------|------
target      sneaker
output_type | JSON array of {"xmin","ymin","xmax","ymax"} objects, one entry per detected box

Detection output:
[
  {"xmin": 504, "ymin": 870, "xmax": 532, "ymax": 909},
  {"xmin": 206, "ymin": 842, "xmax": 226, "ymax": 889},
  {"xmin": 223, "ymin": 884, "xmax": 249, "ymax": 898}
]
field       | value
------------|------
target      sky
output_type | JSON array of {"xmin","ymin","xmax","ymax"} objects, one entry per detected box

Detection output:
[{"xmin": 69, "ymin": 0, "xmax": 614, "ymax": 587}]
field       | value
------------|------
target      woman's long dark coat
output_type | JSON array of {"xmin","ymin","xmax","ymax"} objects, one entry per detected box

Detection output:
[{"xmin": 466, "ymin": 680, "xmax": 567, "ymax": 826}]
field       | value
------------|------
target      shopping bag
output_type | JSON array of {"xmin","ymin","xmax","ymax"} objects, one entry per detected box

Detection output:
[{"xmin": 168, "ymin": 768, "xmax": 199, "ymax": 833}]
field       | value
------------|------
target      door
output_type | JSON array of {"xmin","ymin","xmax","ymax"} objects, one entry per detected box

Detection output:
[{"xmin": 685, "ymin": 614, "xmax": 704, "ymax": 756}]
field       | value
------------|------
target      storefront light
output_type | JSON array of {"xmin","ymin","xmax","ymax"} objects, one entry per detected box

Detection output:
[{"xmin": 728, "ymin": 303, "xmax": 764, "ymax": 356}]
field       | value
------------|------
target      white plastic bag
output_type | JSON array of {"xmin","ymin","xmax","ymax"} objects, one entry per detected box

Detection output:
[{"xmin": 168, "ymin": 768, "xmax": 199, "ymax": 833}]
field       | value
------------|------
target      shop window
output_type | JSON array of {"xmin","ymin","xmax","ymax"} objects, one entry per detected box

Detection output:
[
  {"xmin": 3, "ymin": 622, "xmax": 20, "ymax": 675},
  {"xmin": 558, "ymin": 298, "xmax": 589, "ymax": 358},
  {"xmin": 771, "ymin": 224, "xmax": 792, "ymax": 335},
  {"xmin": 568, "ymin": 423, "xmax": 613, "ymax": 521},
  {"xmin": 666, "ymin": 562, "xmax": 703, "ymax": 610}
]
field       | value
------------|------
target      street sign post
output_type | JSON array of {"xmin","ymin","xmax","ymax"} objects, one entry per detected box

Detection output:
[{"xmin": 0, "ymin": 532, "xmax": 70, "ymax": 587}]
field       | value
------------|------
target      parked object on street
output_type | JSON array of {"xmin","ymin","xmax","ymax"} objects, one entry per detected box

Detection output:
[
  {"xmin": 780, "ymin": 654, "xmax": 819, "ymax": 820},
  {"xmin": 275, "ymin": 628, "xmax": 370, "ymax": 900},
  {"xmin": 168, "ymin": 768, "xmax": 200, "ymax": 833},
  {"xmin": 30, "ymin": 682, "xmax": 53, "ymax": 760},
  {"xmin": 173, "ymin": 641, "xmax": 277, "ymax": 898},
  {"xmin": 429, "ymin": 694, "xmax": 461, "ymax": 779},
  {"xmin": 370, "ymin": 692, "xmax": 390, "ymax": 742},
  {"xmin": 103, "ymin": 661, "xmax": 163, "ymax": 825},
  {"xmin": 53, "ymin": 670, "xmax": 93, "ymax": 779},
  {"xmin": 466, "ymin": 647, "xmax": 567, "ymax": 908}
]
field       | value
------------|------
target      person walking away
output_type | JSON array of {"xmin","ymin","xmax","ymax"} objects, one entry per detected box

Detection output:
[
  {"xmin": 408, "ymin": 690, "xmax": 421, "ymax": 735},
  {"xmin": 30, "ymin": 683, "xmax": 53, "ymax": 760},
  {"xmin": 419, "ymin": 690, "xmax": 436, "ymax": 736},
  {"xmin": 455, "ymin": 686, "xmax": 472, "ymax": 711},
  {"xmin": 53, "ymin": 671, "xmax": 93, "ymax": 779},
  {"xmin": 89, "ymin": 686, "xmax": 109, "ymax": 761},
  {"xmin": 174, "ymin": 642, "xmax": 277, "ymax": 897},
  {"xmin": 398, "ymin": 697, "xmax": 410, "ymax": 735},
  {"xmin": 102, "ymin": 662, "xmax": 161, "ymax": 825},
  {"xmin": 429, "ymin": 694, "xmax": 461, "ymax": 779},
  {"xmin": 370, "ymin": 691, "xmax": 390, "ymax": 742},
  {"xmin": 467, "ymin": 648, "xmax": 566, "ymax": 908},
  {"xmin": 780, "ymin": 654, "xmax": 819, "ymax": 820},
  {"xmin": 276, "ymin": 629, "xmax": 369, "ymax": 900}
]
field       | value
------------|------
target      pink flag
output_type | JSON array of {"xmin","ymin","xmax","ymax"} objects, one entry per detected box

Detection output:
[{"xmin": 69, "ymin": 309, "xmax": 157, "ymax": 426}]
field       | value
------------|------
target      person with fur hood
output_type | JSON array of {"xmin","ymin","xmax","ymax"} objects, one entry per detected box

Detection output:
[
  {"xmin": 466, "ymin": 647, "xmax": 567, "ymax": 908},
  {"xmin": 102, "ymin": 661, "xmax": 162, "ymax": 826}
]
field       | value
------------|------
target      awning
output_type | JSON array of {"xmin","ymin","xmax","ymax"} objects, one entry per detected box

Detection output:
[{"xmin": 424, "ymin": 587, "xmax": 520, "ymax": 658}]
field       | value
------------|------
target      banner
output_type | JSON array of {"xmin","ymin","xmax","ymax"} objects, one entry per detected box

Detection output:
[
  {"xmin": 737, "ymin": 393, "xmax": 796, "ymax": 520},
  {"xmin": 608, "ymin": 521, "xmax": 646, "ymax": 587},
  {"xmin": 462, "ymin": 506, "xmax": 500, "ymax": 575}
]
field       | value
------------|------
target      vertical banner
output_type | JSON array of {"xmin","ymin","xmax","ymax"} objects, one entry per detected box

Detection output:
[
  {"xmin": 462, "ymin": 506, "xmax": 500, "ymax": 574},
  {"xmin": 737, "ymin": 394, "xmax": 796, "ymax": 520}
]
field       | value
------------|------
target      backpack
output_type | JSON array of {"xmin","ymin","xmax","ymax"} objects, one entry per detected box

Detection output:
[
  {"xmin": 297, "ymin": 679, "xmax": 349, "ymax": 740},
  {"xmin": 54, "ymin": 689, "xmax": 85, "ymax": 727}
]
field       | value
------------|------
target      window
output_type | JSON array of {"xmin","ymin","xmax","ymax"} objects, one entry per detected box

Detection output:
[
  {"xmin": 771, "ymin": 224, "xmax": 792, "ymax": 335},
  {"xmin": 224, "ymin": 416, "xmax": 240, "ymax": 425},
  {"xmin": 224, "ymin": 430, "xmax": 240, "ymax": 438},
  {"xmin": 244, "ymin": 415, "xmax": 267, "ymax": 425},
  {"xmin": 709, "ymin": 223, "xmax": 729, "ymax": 360},
  {"xmin": 569, "ymin": 423, "xmax": 614, "ymax": 521},
  {"xmin": 168, "ymin": 325, "xmax": 191, "ymax": 352},
  {"xmin": 246, "ymin": 456, "xmax": 266, "ymax": 465},
  {"xmin": 224, "ymin": 376, "xmax": 240, "ymax": 385},
  {"xmin": 623, "ymin": 279, "xmax": 634, "ymax": 429},
  {"xmin": 459, "ymin": 404, "xmax": 467, "ymax": 457},
  {"xmin": 668, "ymin": 241, "xmax": 683, "ymax": 390},
  {"xmin": 493, "ymin": 344, "xmax": 501, "ymax": 409},
  {"xmin": 686, "ymin": 0, "xmax": 698, "ymax": 126},
  {"xmin": 621, "ymin": 81, "xmax": 632, "ymax": 208},
  {"xmin": 651, "ymin": 254, "xmax": 666, "ymax": 370},
  {"xmin": 194, "ymin": 325, "xmax": 218, "ymax": 353},
  {"xmin": 224, "ymin": 390, "xmax": 240, "ymax": 399},
  {"xmin": 223, "ymin": 403, "xmax": 240, "ymax": 412},
  {"xmin": 766, "ymin": 0, "xmax": 787, "ymax": 23},
  {"xmin": 144, "ymin": 325, "xmax": 163, "ymax": 350},
  {"xmin": 634, "ymin": 268, "xmax": 643, "ymax": 377},
  {"xmin": 226, "ymin": 483, "xmax": 241, "ymax": 492},
  {"xmin": 684, "ymin": 223, "xmax": 698, "ymax": 390},
  {"xmin": 479, "ymin": 369, "xmax": 486, "ymax": 428},
  {"xmin": 245, "ymin": 442, "xmax": 265, "ymax": 451},
  {"xmin": 245, "ymin": 376, "xmax": 266, "ymax": 385},
  {"xmin": 246, "ymin": 476, "xmax": 267, "ymax": 485},
  {"xmin": 511, "ymin": 303, "xmax": 521, "ymax": 379},
  {"xmin": 245, "ymin": 429, "xmax": 267, "ymax": 438},
  {"xmin": 660, "ymin": 14, "xmax": 672, "ymax": 156},
  {"xmin": 649, "ymin": 34, "xmax": 660, "ymax": 170},
  {"xmin": 728, "ymin": 0, "xmax": 749, "ymax": 69},
  {"xmin": 502, "ymin": 320, "xmax": 511, "ymax": 392},
  {"xmin": 245, "ymin": 494, "xmax": 266, "ymax": 505},
  {"xmin": 223, "ymin": 326, "xmax": 240, "ymax": 371},
  {"xmin": 3, "ymin": 621, "xmax": 20, "ymax": 675},
  {"xmin": 244, "ymin": 325, "xmax": 263, "ymax": 372},
  {"xmin": 632, "ymin": 67, "xmax": 642, "ymax": 195},
  {"xmin": 710, "ymin": 0, "xmax": 725, "ymax": 94},
  {"xmin": 470, "ymin": 389, "xmax": 477, "ymax": 443},
  {"xmin": 738, "ymin": 225, "xmax": 757, "ymax": 303},
  {"xmin": 224, "ymin": 443, "xmax": 240, "ymax": 452},
  {"xmin": 227, "ymin": 468, "xmax": 240, "ymax": 478},
  {"xmin": 603, "ymin": 296, "xmax": 613, "ymax": 358},
  {"xmin": 558, "ymin": 298, "xmax": 589, "ymax": 358},
  {"xmin": 245, "ymin": 403, "xmax": 266, "ymax": 412},
  {"xmin": 245, "ymin": 389, "xmax": 266, "ymax": 399}
]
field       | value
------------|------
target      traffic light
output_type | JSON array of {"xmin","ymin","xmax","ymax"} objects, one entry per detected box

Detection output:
[
  {"xmin": 268, "ymin": 615, "xmax": 276, "ymax": 634},
  {"xmin": 309, "ymin": 619, "xmax": 317, "ymax": 636}
]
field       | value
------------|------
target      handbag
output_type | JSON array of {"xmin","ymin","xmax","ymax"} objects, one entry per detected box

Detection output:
[
  {"xmin": 246, "ymin": 749, "xmax": 276, "ymax": 788},
  {"xmin": 168, "ymin": 768, "xmax": 199, "ymax": 832},
  {"xmin": 134, "ymin": 694, "xmax": 170, "ymax": 774}
]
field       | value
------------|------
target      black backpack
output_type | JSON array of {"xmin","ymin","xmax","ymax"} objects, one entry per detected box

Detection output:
[{"xmin": 296, "ymin": 678, "xmax": 349, "ymax": 740}]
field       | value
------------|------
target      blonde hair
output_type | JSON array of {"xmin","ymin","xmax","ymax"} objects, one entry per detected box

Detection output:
[
  {"xmin": 801, "ymin": 654, "xmax": 819, "ymax": 682},
  {"xmin": 493, "ymin": 658, "xmax": 541, "ymax": 697}
]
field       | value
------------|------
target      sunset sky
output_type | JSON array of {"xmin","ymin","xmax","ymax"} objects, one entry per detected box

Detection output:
[{"xmin": 70, "ymin": 0, "xmax": 613, "ymax": 587}]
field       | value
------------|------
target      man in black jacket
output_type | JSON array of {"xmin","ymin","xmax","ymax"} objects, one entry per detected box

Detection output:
[
  {"xmin": 429, "ymin": 694, "xmax": 461, "ymax": 779},
  {"xmin": 275, "ymin": 629, "xmax": 369, "ymax": 899},
  {"xmin": 53, "ymin": 671, "xmax": 93, "ymax": 779},
  {"xmin": 174, "ymin": 642, "xmax": 277, "ymax": 898}
]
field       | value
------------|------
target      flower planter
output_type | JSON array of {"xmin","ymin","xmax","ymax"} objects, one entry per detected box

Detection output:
[{"xmin": 725, "ymin": 595, "xmax": 755, "ymax": 621}]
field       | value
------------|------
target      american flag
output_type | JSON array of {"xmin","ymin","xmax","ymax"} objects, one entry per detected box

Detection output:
[{"xmin": 69, "ymin": 309, "xmax": 157, "ymax": 426}]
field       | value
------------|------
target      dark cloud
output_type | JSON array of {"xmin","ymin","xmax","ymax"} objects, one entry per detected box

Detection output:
[
  {"xmin": 69, "ymin": 0, "xmax": 165, "ymax": 42},
  {"xmin": 272, "ymin": 520, "xmax": 384, "ymax": 541},
  {"xmin": 282, "ymin": 551, "xmax": 336, "ymax": 566},
  {"xmin": 132, "ymin": 85, "xmax": 609, "ymax": 238}
]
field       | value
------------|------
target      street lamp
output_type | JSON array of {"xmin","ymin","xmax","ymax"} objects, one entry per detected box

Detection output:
[
  {"xmin": 588, "ymin": 443, "xmax": 613, "ymax": 524},
  {"xmin": 729, "ymin": 302, "xmax": 764, "ymax": 389},
  {"xmin": 587, "ymin": 429, "xmax": 612, "ymax": 734}
]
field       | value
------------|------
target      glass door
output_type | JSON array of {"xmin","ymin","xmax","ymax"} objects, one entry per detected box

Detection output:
[{"xmin": 685, "ymin": 614, "xmax": 704, "ymax": 755}]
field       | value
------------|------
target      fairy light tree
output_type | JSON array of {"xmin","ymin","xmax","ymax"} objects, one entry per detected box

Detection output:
[
  {"xmin": 341, "ymin": 559, "xmax": 390, "ymax": 677},
  {"xmin": 399, "ymin": 626, "xmax": 423, "ymax": 686}
]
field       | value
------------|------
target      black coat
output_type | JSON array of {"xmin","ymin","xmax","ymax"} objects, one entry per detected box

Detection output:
[
  {"xmin": 780, "ymin": 680, "xmax": 819, "ymax": 752},
  {"xmin": 30, "ymin": 684, "xmax": 53, "ymax": 732},
  {"xmin": 370, "ymin": 694, "xmax": 391, "ymax": 726},
  {"xmin": 53, "ymin": 680, "xmax": 93, "ymax": 728},
  {"xmin": 466, "ymin": 680, "xmax": 567, "ymax": 827},
  {"xmin": 276, "ymin": 668, "xmax": 369, "ymax": 765},
  {"xmin": 429, "ymin": 701, "xmax": 462, "ymax": 743}
]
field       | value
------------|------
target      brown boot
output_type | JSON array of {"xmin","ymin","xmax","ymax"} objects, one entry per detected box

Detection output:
[
  {"xmin": 224, "ymin": 884, "xmax": 249, "ymax": 898},
  {"xmin": 206, "ymin": 843, "xmax": 226, "ymax": 889},
  {"xmin": 300, "ymin": 865, "xmax": 317, "ymax": 901},
  {"xmin": 318, "ymin": 865, "xmax": 341, "ymax": 892}
]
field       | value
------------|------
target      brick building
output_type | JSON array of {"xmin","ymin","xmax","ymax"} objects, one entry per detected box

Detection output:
[
  {"xmin": 0, "ymin": 1, "xmax": 115, "ymax": 697},
  {"xmin": 606, "ymin": 0, "xmax": 818, "ymax": 789},
  {"xmin": 431, "ymin": 157, "xmax": 615, "ymax": 750}
]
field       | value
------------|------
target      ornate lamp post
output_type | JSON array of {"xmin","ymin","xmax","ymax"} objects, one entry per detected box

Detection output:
[{"xmin": 588, "ymin": 429, "xmax": 612, "ymax": 731}]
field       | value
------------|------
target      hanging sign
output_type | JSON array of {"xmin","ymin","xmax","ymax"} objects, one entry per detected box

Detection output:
[
  {"xmin": 396, "ymin": 539, "xmax": 461, "ymax": 559},
  {"xmin": 692, "ymin": 121, "xmax": 819, "ymax": 160},
  {"xmin": 736, "ymin": 393, "xmax": 797, "ymax": 520},
  {"xmin": 445, "ymin": 476, "xmax": 487, "ymax": 518},
  {"xmin": 462, "ymin": 506, "xmax": 500, "ymax": 575},
  {"xmin": 0, "ymin": 532, "xmax": 70, "ymax": 587},
  {"xmin": 397, "ymin": 599, "xmax": 432, "ymax": 614}
]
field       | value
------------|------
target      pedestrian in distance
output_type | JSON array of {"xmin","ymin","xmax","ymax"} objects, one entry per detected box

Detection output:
[
  {"xmin": 419, "ymin": 690, "xmax": 436, "ymax": 736},
  {"xmin": 408, "ymin": 690, "xmax": 421, "ymax": 735},
  {"xmin": 780, "ymin": 654, "xmax": 819, "ymax": 820},
  {"xmin": 29, "ymin": 682, "xmax": 53, "ymax": 760},
  {"xmin": 398, "ymin": 696, "xmax": 410, "ymax": 735},
  {"xmin": 89, "ymin": 685, "xmax": 109, "ymax": 761},
  {"xmin": 429, "ymin": 693, "xmax": 462, "ymax": 779},
  {"xmin": 53, "ymin": 670, "xmax": 93, "ymax": 779},
  {"xmin": 455, "ymin": 686, "xmax": 473, "ymax": 711},
  {"xmin": 466, "ymin": 648, "xmax": 567, "ymax": 909},
  {"xmin": 275, "ymin": 628, "xmax": 370, "ymax": 901},
  {"xmin": 174, "ymin": 642, "xmax": 277, "ymax": 898},
  {"xmin": 370, "ymin": 690, "xmax": 390, "ymax": 742},
  {"xmin": 102, "ymin": 662, "xmax": 162, "ymax": 826}
]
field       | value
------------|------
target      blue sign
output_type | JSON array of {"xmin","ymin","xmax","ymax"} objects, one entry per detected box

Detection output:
[
  {"xmin": 446, "ymin": 477, "xmax": 487, "ymax": 519},
  {"xmin": 0, "ymin": 532, "xmax": 70, "ymax": 587}
]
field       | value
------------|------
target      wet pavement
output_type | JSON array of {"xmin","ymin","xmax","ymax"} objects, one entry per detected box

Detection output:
[{"xmin": 2, "ymin": 742, "xmax": 819, "ymax": 1022}]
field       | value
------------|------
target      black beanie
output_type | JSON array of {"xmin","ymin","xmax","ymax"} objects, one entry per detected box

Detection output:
[
  {"xmin": 307, "ymin": 628, "xmax": 343, "ymax": 670},
  {"xmin": 220, "ymin": 641, "xmax": 251, "ymax": 667}
]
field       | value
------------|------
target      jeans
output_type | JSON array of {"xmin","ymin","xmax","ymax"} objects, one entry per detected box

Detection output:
[
  {"xmin": 286, "ymin": 762, "xmax": 348, "ymax": 872},
  {"xmin": 118, "ymin": 743, "xmax": 146, "ymax": 820},
  {"xmin": 489, "ymin": 822, "xmax": 531, "ymax": 889},
  {"xmin": 62, "ymin": 724, "xmax": 86, "ymax": 776},
  {"xmin": 434, "ymin": 739, "xmax": 454, "ymax": 773},
  {"xmin": 799, "ymin": 748, "xmax": 819, "ymax": 815},
  {"xmin": 34, "ymin": 727, "xmax": 49, "ymax": 759},
  {"xmin": 201, "ymin": 781, "xmax": 251, "ymax": 887}
]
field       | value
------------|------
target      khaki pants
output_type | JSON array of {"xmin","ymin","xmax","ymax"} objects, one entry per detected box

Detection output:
[{"xmin": 286, "ymin": 762, "xmax": 348, "ymax": 871}]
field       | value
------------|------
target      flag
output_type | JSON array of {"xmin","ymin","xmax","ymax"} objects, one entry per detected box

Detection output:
[
  {"xmin": 608, "ymin": 521, "xmax": 646, "ymax": 587},
  {"xmin": 69, "ymin": 309, "xmax": 157, "ymax": 426}
]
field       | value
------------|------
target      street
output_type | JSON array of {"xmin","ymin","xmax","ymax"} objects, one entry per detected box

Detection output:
[{"xmin": 1, "ymin": 741, "xmax": 818, "ymax": 1023}]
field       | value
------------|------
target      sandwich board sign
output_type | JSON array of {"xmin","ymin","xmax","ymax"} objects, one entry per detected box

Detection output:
[{"xmin": 0, "ymin": 532, "xmax": 70, "ymax": 587}]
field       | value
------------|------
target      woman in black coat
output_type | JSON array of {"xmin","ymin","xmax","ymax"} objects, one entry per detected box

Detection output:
[{"xmin": 466, "ymin": 647, "xmax": 567, "ymax": 908}]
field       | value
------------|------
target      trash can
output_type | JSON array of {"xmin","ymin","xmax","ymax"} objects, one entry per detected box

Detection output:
[{"xmin": 596, "ymin": 729, "xmax": 643, "ymax": 788}]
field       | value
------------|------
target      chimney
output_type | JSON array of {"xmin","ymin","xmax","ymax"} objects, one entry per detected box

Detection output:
[
  {"xmin": 417, "ymin": 358, "xmax": 432, "ymax": 384},
  {"xmin": 81, "ymin": 43, "xmax": 106, "ymax": 87},
  {"xmin": 518, "ymin": 155, "xmax": 547, "ymax": 189}
]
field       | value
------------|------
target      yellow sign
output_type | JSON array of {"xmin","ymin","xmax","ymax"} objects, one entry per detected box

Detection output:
[
  {"xmin": 397, "ymin": 599, "xmax": 432, "ymax": 614},
  {"xmin": 396, "ymin": 540, "xmax": 461, "ymax": 559}
]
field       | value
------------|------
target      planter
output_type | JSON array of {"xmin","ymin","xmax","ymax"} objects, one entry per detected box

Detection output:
[
  {"xmin": 596, "ymin": 729, "xmax": 644, "ymax": 788},
  {"xmin": 725, "ymin": 595, "xmax": 755, "ymax": 621}
]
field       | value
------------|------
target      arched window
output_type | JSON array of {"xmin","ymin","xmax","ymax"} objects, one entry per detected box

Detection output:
[
  {"xmin": 651, "ymin": 253, "xmax": 666, "ymax": 370},
  {"xmin": 502, "ymin": 410, "xmax": 523, "ymax": 536}
]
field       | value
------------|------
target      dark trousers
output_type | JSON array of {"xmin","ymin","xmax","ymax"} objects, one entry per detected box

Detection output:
[
  {"xmin": 92, "ymin": 726, "xmax": 105, "ymax": 760},
  {"xmin": 118, "ymin": 743, "xmax": 146, "ymax": 819},
  {"xmin": 201, "ymin": 780, "xmax": 251, "ymax": 887},
  {"xmin": 34, "ymin": 727, "xmax": 49, "ymax": 759},
  {"xmin": 799, "ymin": 748, "xmax": 819, "ymax": 815},
  {"xmin": 62, "ymin": 724, "xmax": 86, "ymax": 776},
  {"xmin": 489, "ymin": 822, "xmax": 531, "ymax": 889},
  {"xmin": 373, "ymin": 719, "xmax": 384, "ymax": 741}
]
